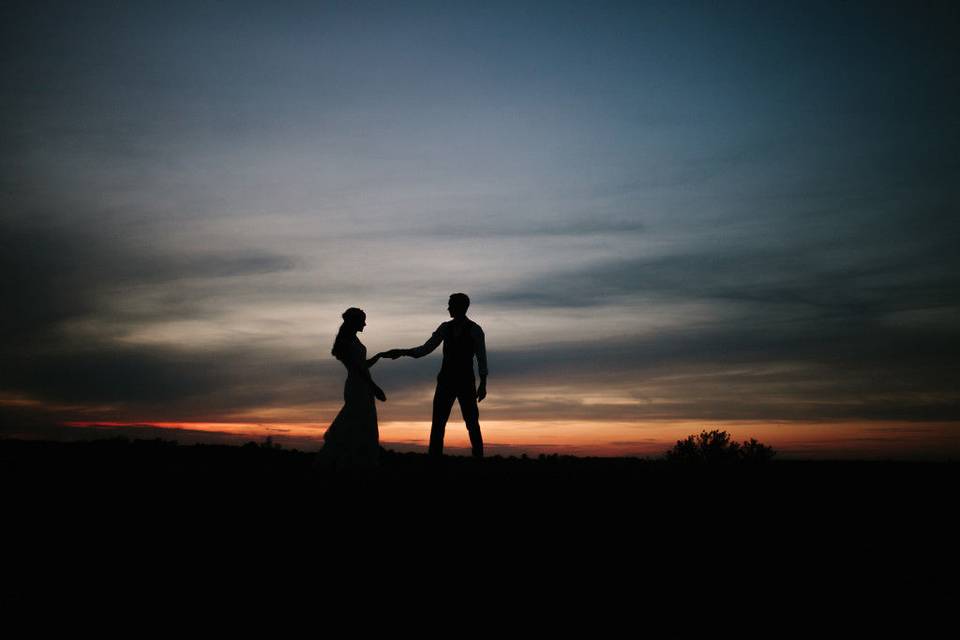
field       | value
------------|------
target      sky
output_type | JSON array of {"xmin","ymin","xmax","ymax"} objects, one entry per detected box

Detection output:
[{"xmin": 2, "ymin": 1, "xmax": 959, "ymax": 458}]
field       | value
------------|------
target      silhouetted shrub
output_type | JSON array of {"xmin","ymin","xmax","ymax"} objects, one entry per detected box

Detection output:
[
  {"xmin": 665, "ymin": 430, "xmax": 775, "ymax": 464},
  {"xmin": 739, "ymin": 438, "xmax": 776, "ymax": 463}
]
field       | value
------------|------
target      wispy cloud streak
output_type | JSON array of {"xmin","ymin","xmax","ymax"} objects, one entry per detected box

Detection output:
[{"xmin": 2, "ymin": 1, "xmax": 959, "ymax": 454}]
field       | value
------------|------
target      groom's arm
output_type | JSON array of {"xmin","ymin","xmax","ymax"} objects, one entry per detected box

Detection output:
[
  {"xmin": 397, "ymin": 325, "xmax": 445, "ymax": 359},
  {"xmin": 472, "ymin": 324, "xmax": 488, "ymax": 401},
  {"xmin": 405, "ymin": 331, "xmax": 443, "ymax": 358}
]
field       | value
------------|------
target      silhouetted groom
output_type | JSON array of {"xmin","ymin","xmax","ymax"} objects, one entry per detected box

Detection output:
[{"xmin": 383, "ymin": 293, "xmax": 487, "ymax": 458}]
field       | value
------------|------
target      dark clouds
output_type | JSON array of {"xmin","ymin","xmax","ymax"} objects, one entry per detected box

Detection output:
[
  {"xmin": 2, "ymin": 1, "xmax": 959, "ymax": 442},
  {"xmin": 0, "ymin": 215, "xmax": 316, "ymax": 422},
  {"xmin": 1, "ymin": 217, "xmax": 297, "ymax": 340}
]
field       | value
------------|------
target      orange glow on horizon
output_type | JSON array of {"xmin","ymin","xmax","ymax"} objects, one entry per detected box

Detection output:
[{"xmin": 61, "ymin": 419, "xmax": 960, "ymax": 459}]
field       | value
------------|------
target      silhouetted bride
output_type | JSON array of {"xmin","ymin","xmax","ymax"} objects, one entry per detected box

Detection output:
[{"xmin": 320, "ymin": 307, "xmax": 386, "ymax": 469}]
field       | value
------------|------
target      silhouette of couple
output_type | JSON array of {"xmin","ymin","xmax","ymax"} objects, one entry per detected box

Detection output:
[{"xmin": 320, "ymin": 293, "xmax": 488, "ymax": 469}]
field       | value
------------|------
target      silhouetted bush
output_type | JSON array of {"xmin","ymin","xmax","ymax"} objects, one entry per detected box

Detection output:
[
  {"xmin": 665, "ymin": 430, "xmax": 775, "ymax": 464},
  {"xmin": 739, "ymin": 437, "xmax": 776, "ymax": 463}
]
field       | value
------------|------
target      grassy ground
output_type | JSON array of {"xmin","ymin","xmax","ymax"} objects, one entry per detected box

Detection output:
[
  {"xmin": 4, "ymin": 436, "xmax": 956, "ymax": 511},
  {"xmin": 3, "ymin": 437, "xmax": 956, "ymax": 603}
]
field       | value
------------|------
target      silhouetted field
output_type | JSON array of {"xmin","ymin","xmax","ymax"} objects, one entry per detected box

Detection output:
[
  {"xmin": 4, "ymin": 436, "xmax": 956, "ymax": 511},
  {"xmin": 3, "ymin": 437, "xmax": 956, "ymax": 600}
]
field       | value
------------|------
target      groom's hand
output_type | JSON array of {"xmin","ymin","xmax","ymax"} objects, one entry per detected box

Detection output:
[
  {"xmin": 477, "ymin": 381, "xmax": 487, "ymax": 402},
  {"xmin": 382, "ymin": 349, "xmax": 403, "ymax": 359}
]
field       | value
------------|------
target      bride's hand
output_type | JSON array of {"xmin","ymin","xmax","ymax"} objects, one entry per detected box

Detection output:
[{"xmin": 374, "ymin": 386, "xmax": 387, "ymax": 402}]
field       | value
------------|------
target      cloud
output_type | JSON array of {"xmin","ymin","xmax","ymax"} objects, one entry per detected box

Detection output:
[
  {"xmin": 3, "ymin": 205, "xmax": 959, "ymax": 426},
  {"xmin": 2, "ymin": 1, "xmax": 959, "ymax": 444},
  {"xmin": 1, "ymin": 216, "xmax": 297, "ymax": 337}
]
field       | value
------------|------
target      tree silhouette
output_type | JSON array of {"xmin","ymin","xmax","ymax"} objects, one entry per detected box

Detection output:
[
  {"xmin": 665, "ymin": 430, "xmax": 775, "ymax": 464},
  {"xmin": 739, "ymin": 437, "xmax": 776, "ymax": 463}
]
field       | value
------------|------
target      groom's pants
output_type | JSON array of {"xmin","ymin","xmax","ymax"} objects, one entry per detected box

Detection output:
[{"xmin": 430, "ymin": 375, "xmax": 483, "ymax": 458}]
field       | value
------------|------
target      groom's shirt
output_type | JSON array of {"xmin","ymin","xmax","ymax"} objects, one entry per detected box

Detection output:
[{"xmin": 408, "ymin": 318, "xmax": 488, "ymax": 379}]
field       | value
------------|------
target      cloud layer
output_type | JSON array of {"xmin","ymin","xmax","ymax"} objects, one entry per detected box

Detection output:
[{"xmin": 2, "ymin": 2, "xmax": 959, "ymax": 452}]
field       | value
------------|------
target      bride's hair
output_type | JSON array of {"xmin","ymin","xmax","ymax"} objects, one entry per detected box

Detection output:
[{"xmin": 332, "ymin": 307, "xmax": 365, "ymax": 361}]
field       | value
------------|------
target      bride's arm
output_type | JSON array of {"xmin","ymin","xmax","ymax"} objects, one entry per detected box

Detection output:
[
  {"xmin": 357, "ymin": 351, "xmax": 386, "ymax": 401},
  {"xmin": 366, "ymin": 370, "xmax": 386, "ymax": 401},
  {"xmin": 346, "ymin": 346, "xmax": 386, "ymax": 400},
  {"xmin": 365, "ymin": 354, "xmax": 381, "ymax": 368}
]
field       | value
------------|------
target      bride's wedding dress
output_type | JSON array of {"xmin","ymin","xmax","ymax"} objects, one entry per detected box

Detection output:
[{"xmin": 321, "ymin": 334, "xmax": 380, "ymax": 468}]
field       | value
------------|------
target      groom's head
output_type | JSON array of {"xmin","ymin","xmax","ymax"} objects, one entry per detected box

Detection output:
[{"xmin": 448, "ymin": 293, "xmax": 470, "ymax": 318}]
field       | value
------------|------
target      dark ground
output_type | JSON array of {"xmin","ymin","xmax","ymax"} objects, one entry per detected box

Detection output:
[
  {"xmin": 4, "ymin": 435, "xmax": 956, "ymax": 495},
  {"xmin": 3, "ymin": 437, "xmax": 957, "ymax": 606},
  {"xmin": 4, "ymin": 436, "xmax": 957, "ymax": 500}
]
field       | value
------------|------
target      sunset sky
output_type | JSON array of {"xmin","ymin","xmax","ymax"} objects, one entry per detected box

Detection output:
[{"xmin": 2, "ymin": 1, "xmax": 958, "ymax": 458}]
